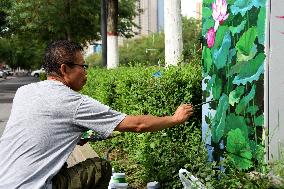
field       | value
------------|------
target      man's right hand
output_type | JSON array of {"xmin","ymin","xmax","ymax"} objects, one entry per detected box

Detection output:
[{"xmin": 172, "ymin": 104, "xmax": 194, "ymax": 125}]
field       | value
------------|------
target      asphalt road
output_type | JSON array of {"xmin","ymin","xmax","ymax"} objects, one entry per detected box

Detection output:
[{"xmin": 0, "ymin": 76, "xmax": 39, "ymax": 137}]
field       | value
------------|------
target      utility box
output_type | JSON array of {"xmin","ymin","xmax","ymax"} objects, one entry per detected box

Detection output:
[{"xmin": 201, "ymin": 0, "xmax": 282, "ymax": 169}]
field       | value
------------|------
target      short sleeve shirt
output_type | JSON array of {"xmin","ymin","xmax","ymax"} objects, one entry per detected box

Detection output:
[{"xmin": 0, "ymin": 80, "xmax": 126, "ymax": 189}]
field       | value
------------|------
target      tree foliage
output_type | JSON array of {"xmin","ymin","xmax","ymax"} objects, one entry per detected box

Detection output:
[
  {"xmin": 117, "ymin": 17, "xmax": 202, "ymax": 66},
  {"xmin": 0, "ymin": 0, "xmax": 137, "ymax": 68}
]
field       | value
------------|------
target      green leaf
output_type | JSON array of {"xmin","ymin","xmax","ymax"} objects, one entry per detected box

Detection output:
[
  {"xmin": 238, "ymin": 53, "xmax": 265, "ymax": 78},
  {"xmin": 225, "ymin": 114, "xmax": 248, "ymax": 138},
  {"xmin": 211, "ymin": 94, "xmax": 229, "ymax": 143},
  {"xmin": 237, "ymin": 44, "xmax": 257, "ymax": 62},
  {"xmin": 213, "ymin": 32, "xmax": 232, "ymax": 70},
  {"xmin": 257, "ymin": 7, "xmax": 266, "ymax": 45},
  {"xmin": 203, "ymin": 7, "xmax": 212, "ymax": 19},
  {"xmin": 236, "ymin": 85, "xmax": 256, "ymax": 114},
  {"xmin": 233, "ymin": 53, "xmax": 265, "ymax": 85},
  {"xmin": 227, "ymin": 128, "xmax": 253, "ymax": 170},
  {"xmin": 202, "ymin": 19, "xmax": 214, "ymax": 36},
  {"xmin": 229, "ymin": 86, "xmax": 245, "ymax": 106},
  {"xmin": 236, "ymin": 27, "xmax": 257, "ymax": 56},
  {"xmin": 206, "ymin": 74, "xmax": 216, "ymax": 95},
  {"xmin": 202, "ymin": 47, "xmax": 213, "ymax": 76},
  {"xmin": 230, "ymin": 0, "xmax": 265, "ymax": 16},
  {"xmin": 255, "ymin": 114, "xmax": 264, "ymax": 126},
  {"xmin": 214, "ymin": 26, "xmax": 230, "ymax": 49},
  {"xmin": 212, "ymin": 76, "xmax": 222, "ymax": 100},
  {"xmin": 150, "ymin": 142, "xmax": 155, "ymax": 149},
  {"xmin": 203, "ymin": 0, "xmax": 213, "ymax": 5},
  {"xmin": 247, "ymin": 105, "xmax": 259, "ymax": 114},
  {"xmin": 250, "ymin": 141, "xmax": 265, "ymax": 162},
  {"xmin": 229, "ymin": 20, "xmax": 247, "ymax": 35}
]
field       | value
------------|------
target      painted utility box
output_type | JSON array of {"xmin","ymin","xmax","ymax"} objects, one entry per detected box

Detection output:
[{"xmin": 202, "ymin": 0, "xmax": 268, "ymax": 170}]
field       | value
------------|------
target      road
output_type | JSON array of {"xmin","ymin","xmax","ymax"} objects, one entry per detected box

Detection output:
[{"xmin": 0, "ymin": 76, "xmax": 39, "ymax": 137}]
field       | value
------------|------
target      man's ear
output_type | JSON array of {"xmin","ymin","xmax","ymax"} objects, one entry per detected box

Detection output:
[{"xmin": 60, "ymin": 64, "xmax": 68, "ymax": 76}]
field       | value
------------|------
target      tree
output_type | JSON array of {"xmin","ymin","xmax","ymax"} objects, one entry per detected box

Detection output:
[
  {"xmin": 164, "ymin": 0, "xmax": 183, "ymax": 67},
  {"xmin": 1, "ymin": 0, "xmax": 138, "ymax": 68},
  {"xmin": 107, "ymin": 0, "xmax": 119, "ymax": 69},
  {"xmin": 0, "ymin": 0, "xmax": 12, "ymax": 36},
  {"xmin": 182, "ymin": 17, "xmax": 202, "ymax": 62},
  {"xmin": 6, "ymin": 0, "xmax": 138, "ymax": 44}
]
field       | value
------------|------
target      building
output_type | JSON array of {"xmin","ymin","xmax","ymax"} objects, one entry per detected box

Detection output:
[{"xmin": 134, "ymin": 0, "xmax": 164, "ymax": 35}]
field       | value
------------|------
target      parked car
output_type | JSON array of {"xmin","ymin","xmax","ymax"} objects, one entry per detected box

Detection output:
[
  {"xmin": 3, "ymin": 69, "xmax": 13, "ymax": 76},
  {"xmin": 0, "ymin": 70, "xmax": 7, "ymax": 78},
  {"xmin": 31, "ymin": 68, "xmax": 45, "ymax": 77}
]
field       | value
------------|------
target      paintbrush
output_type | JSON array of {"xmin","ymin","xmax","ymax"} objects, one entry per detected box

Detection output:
[{"xmin": 193, "ymin": 100, "xmax": 217, "ymax": 109}]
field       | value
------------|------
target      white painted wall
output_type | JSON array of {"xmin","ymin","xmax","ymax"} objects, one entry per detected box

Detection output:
[{"xmin": 267, "ymin": 0, "xmax": 284, "ymax": 161}]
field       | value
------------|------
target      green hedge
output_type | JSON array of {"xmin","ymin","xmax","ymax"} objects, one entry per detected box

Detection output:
[
  {"xmin": 81, "ymin": 64, "xmax": 281, "ymax": 188},
  {"xmin": 81, "ymin": 64, "xmax": 204, "ymax": 188}
]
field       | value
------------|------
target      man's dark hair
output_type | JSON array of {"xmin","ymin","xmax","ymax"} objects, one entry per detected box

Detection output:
[{"xmin": 43, "ymin": 40, "xmax": 83, "ymax": 76}]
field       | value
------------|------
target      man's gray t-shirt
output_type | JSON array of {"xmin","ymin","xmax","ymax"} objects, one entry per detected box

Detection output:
[{"xmin": 0, "ymin": 80, "xmax": 126, "ymax": 189}]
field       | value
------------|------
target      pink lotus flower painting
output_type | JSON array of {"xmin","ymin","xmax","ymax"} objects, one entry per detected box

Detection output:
[
  {"xmin": 206, "ymin": 27, "xmax": 216, "ymax": 48},
  {"xmin": 212, "ymin": 0, "xmax": 229, "ymax": 31},
  {"xmin": 202, "ymin": 0, "xmax": 267, "ymax": 171}
]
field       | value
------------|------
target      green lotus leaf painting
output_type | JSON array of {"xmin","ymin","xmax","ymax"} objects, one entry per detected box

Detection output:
[{"xmin": 202, "ymin": 0, "xmax": 266, "ymax": 170}]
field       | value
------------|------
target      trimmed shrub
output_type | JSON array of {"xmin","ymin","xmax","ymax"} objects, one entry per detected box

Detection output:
[
  {"xmin": 39, "ymin": 72, "xmax": 47, "ymax": 81},
  {"xmin": 81, "ymin": 63, "xmax": 203, "ymax": 188},
  {"xmin": 81, "ymin": 64, "xmax": 282, "ymax": 188}
]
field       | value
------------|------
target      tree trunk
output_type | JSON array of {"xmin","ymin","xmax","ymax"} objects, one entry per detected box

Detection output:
[
  {"xmin": 65, "ymin": 0, "xmax": 72, "ymax": 41},
  {"xmin": 164, "ymin": 0, "xmax": 183, "ymax": 67},
  {"xmin": 107, "ymin": 0, "xmax": 119, "ymax": 69}
]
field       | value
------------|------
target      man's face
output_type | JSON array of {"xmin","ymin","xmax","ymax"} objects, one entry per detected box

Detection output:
[{"xmin": 66, "ymin": 51, "xmax": 87, "ymax": 91}]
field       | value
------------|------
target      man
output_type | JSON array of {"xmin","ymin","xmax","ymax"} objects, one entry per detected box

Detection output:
[{"xmin": 0, "ymin": 40, "xmax": 194, "ymax": 189}]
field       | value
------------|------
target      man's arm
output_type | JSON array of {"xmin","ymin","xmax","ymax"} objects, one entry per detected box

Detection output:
[{"xmin": 115, "ymin": 104, "xmax": 193, "ymax": 133}]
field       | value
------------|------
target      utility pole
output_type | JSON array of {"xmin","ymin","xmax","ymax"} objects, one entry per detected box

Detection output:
[{"xmin": 101, "ymin": 0, "xmax": 107, "ymax": 67}]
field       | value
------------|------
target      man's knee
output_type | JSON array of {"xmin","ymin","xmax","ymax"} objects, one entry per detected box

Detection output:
[{"xmin": 88, "ymin": 157, "xmax": 112, "ymax": 179}]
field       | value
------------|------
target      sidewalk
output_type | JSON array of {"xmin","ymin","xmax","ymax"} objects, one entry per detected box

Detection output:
[{"xmin": 0, "ymin": 76, "xmax": 16, "ymax": 82}]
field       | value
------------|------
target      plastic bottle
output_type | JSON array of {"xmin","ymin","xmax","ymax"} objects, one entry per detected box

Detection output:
[
  {"xmin": 108, "ymin": 172, "xmax": 128, "ymax": 189},
  {"xmin": 113, "ymin": 173, "xmax": 126, "ymax": 183},
  {"xmin": 147, "ymin": 181, "xmax": 160, "ymax": 189}
]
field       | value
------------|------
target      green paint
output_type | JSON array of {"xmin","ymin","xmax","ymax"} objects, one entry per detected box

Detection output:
[
  {"xmin": 236, "ymin": 85, "xmax": 256, "ymax": 114},
  {"xmin": 225, "ymin": 114, "xmax": 249, "ymax": 138},
  {"xmin": 257, "ymin": 7, "xmax": 266, "ymax": 45},
  {"xmin": 229, "ymin": 20, "xmax": 247, "ymax": 35},
  {"xmin": 213, "ymin": 32, "xmax": 232, "ymax": 69},
  {"xmin": 214, "ymin": 26, "xmax": 230, "ymax": 49},
  {"xmin": 229, "ymin": 86, "xmax": 245, "ymax": 106},
  {"xmin": 211, "ymin": 94, "xmax": 229, "ymax": 143},
  {"xmin": 236, "ymin": 27, "xmax": 257, "ymax": 56},
  {"xmin": 227, "ymin": 129, "xmax": 253, "ymax": 170},
  {"xmin": 202, "ymin": 47, "xmax": 213, "ymax": 76}
]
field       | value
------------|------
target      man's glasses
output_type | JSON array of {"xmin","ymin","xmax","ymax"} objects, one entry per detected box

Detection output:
[{"xmin": 66, "ymin": 63, "xmax": 89, "ymax": 70}]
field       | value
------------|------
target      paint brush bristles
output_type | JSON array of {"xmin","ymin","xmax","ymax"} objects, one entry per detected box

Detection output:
[{"xmin": 193, "ymin": 100, "xmax": 217, "ymax": 108}]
